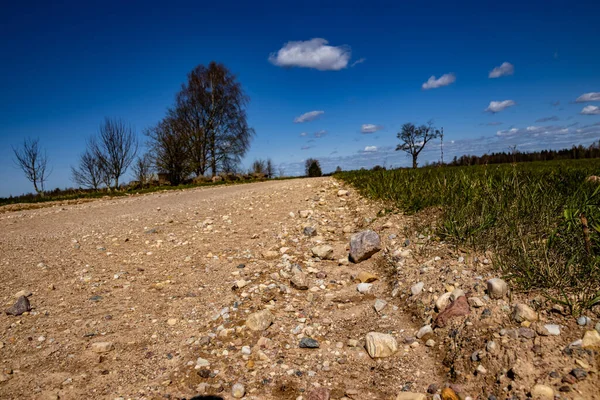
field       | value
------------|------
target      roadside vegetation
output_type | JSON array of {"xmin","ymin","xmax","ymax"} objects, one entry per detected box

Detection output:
[{"xmin": 336, "ymin": 159, "xmax": 600, "ymax": 313}]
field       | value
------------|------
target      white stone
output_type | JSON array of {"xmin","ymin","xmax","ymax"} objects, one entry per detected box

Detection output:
[
  {"xmin": 365, "ymin": 332, "xmax": 398, "ymax": 358},
  {"xmin": 232, "ymin": 383, "xmax": 245, "ymax": 398},
  {"xmin": 543, "ymin": 324, "xmax": 560, "ymax": 336},
  {"xmin": 435, "ymin": 292, "xmax": 452, "ymax": 311},
  {"xmin": 486, "ymin": 278, "xmax": 508, "ymax": 299},
  {"xmin": 411, "ymin": 282, "xmax": 424, "ymax": 296},
  {"xmin": 531, "ymin": 384, "xmax": 553, "ymax": 400},
  {"xmin": 357, "ymin": 283, "xmax": 373, "ymax": 293},
  {"xmin": 374, "ymin": 299, "xmax": 387, "ymax": 313},
  {"xmin": 416, "ymin": 325, "xmax": 433, "ymax": 339}
]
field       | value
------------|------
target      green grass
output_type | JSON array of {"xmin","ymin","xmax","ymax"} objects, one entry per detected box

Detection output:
[{"xmin": 336, "ymin": 159, "xmax": 600, "ymax": 313}]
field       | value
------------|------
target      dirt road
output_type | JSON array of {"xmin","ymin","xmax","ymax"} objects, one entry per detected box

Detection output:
[{"xmin": 0, "ymin": 178, "xmax": 443, "ymax": 399}]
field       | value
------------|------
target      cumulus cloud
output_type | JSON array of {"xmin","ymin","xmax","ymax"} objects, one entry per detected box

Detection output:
[
  {"xmin": 535, "ymin": 116, "xmax": 559, "ymax": 122},
  {"xmin": 422, "ymin": 73, "xmax": 456, "ymax": 90},
  {"xmin": 314, "ymin": 130, "xmax": 327, "ymax": 138},
  {"xmin": 485, "ymin": 100, "xmax": 516, "ymax": 113},
  {"xmin": 361, "ymin": 124, "xmax": 383, "ymax": 134},
  {"xmin": 294, "ymin": 110, "xmax": 324, "ymax": 123},
  {"xmin": 269, "ymin": 38, "xmax": 351, "ymax": 71},
  {"xmin": 581, "ymin": 105, "xmax": 600, "ymax": 115},
  {"xmin": 576, "ymin": 92, "xmax": 600, "ymax": 103},
  {"xmin": 488, "ymin": 62, "xmax": 514, "ymax": 78},
  {"xmin": 363, "ymin": 146, "xmax": 378, "ymax": 152}
]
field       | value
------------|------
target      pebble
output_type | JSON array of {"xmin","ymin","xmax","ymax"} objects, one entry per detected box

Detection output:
[
  {"xmin": 570, "ymin": 368, "xmax": 587, "ymax": 380},
  {"xmin": 365, "ymin": 332, "xmax": 398, "ymax": 358},
  {"xmin": 468, "ymin": 297, "xmax": 485, "ymax": 308},
  {"xmin": 416, "ymin": 325, "xmax": 433, "ymax": 339},
  {"xmin": 435, "ymin": 292, "xmax": 452, "ymax": 312},
  {"xmin": 14, "ymin": 290, "xmax": 32, "ymax": 298},
  {"xmin": 231, "ymin": 383, "xmax": 245, "ymax": 398},
  {"xmin": 311, "ymin": 245, "xmax": 334, "ymax": 260},
  {"xmin": 543, "ymin": 324, "xmax": 560, "ymax": 336},
  {"xmin": 299, "ymin": 337, "xmax": 320, "ymax": 348},
  {"xmin": 167, "ymin": 318, "xmax": 177, "ymax": 326},
  {"xmin": 245, "ymin": 310, "xmax": 273, "ymax": 331},
  {"xmin": 396, "ymin": 393, "xmax": 427, "ymax": 400},
  {"xmin": 486, "ymin": 278, "xmax": 508, "ymax": 299},
  {"xmin": 577, "ymin": 316, "xmax": 591, "ymax": 326},
  {"xmin": 582, "ymin": 329, "xmax": 600, "ymax": 349},
  {"xmin": 486, "ymin": 340, "xmax": 498, "ymax": 354},
  {"xmin": 91, "ymin": 342, "xmax": 113, "ymax": 353},
  {"xmin": 373, "ymin": 299, "xmax": 387, "ymax": 313},
  {"xmin": 355, "ymin": 271, "xmax": 378, "ymax": 283},
  {"xmin": 303, "ymin": 226, "xmax": 317, "ymax": 237},
  {"xmin": 512, "ymin": 303, "xmax": 538, "ymax": 323},
  {"xmin": 349, "ymin": 230, "xmax": 381, "ymax": 263},
  {"xmin": 530, "ymin": 384, "xmax": 554, "ymax": 400},
  {"xmin": 411, "ymin": 282, "xmax": 424, "ymax": 296},
  {"xmin": 357, "ymin": 283, "xmax": 373, "ymax": 293},
  {"xmin": 5, "ymin": 296, "xmax": 31, "ymax": 316},
  {"xmin": 308, "ymin": 387, "xmax": 331, "ymax": 400}
]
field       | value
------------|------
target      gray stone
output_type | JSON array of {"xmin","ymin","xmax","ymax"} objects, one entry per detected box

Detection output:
[
  {"xmin": 245, "ymin": 309, "xmax": 273, "ymax": 331},
  {"xmin": 543, "ymin": 324, "xmax": 561, "ymax": 336},
  {"xmin": 290, "ymin": 264, "xmax": 309, "ymax": 290},
  {"xmin": 365, "ymin": 332, "xmax": 398, "ymax": 358},
  {"xmin": 349, "ymin": 230, "xmax": 381, "ymax": 263},
  {"xmin": 5, "ymin": 296, "xmax": 31, "ymax": 316},
  {"xmin": 577, "ymin": 316, "xmax": 591, "ymax": 326},
  {"xmin": 416, "ymin": 325, "xmax": 433, "ymax": 339},
  {"xmin": 374, "ymin": 299, "xmax": 387, "ymax": 313},
  {"xmin": 486, "ymin": 278, "xmax": 508, "ymax": 299},
  {"xmin": 299, "ymin": 337, "xmax": 320, "ymax": 348},
  {"xmin": 312, "ymin": 245, "xmax": 334, "ymax": 260},
  {"xmin": 303, "ymin": 226, "xmax": 317, "ymax": 237}
]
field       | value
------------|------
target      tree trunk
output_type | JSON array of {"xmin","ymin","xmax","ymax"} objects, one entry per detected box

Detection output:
[{"xmin": 412, "ymin": 154, "xmax": 418, "ymax": 169}]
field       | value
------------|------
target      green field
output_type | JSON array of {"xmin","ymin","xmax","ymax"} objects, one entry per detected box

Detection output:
[{"xmin": 337, "ymin": 159, "xmax": 600, "ymax": 313}]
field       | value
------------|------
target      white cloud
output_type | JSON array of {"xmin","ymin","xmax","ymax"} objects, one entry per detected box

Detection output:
[
  {"xmin": 351, "ymin": 58, "xmax": 366, "ymax": 67},
  {"xmin": 485, "ymin": 100, "xmax": 516, "ymax": 113},
  {"xmin": 294, "ymin": 110, "xmax": 324, "ymax": 123},
  {"xmin": 576, "ymin": 92, "xmax": 600, "ymax": 103},
  {"xmin": 299, "ymin": 132, "xmax": 307, "ymax": 137},
  {"xmin": 581, "ymin": 105, "xmax": 600, "ymax": 115},
  {"xmin": 361, "ymin": 124, "xmax": 383, "ymax": 134},
  {"xmin": 314, "ymin": 130, "xmax": 327, "ymax": 138},
  {"xmin": 488, "ymin": 62, "xmax": 514, "ymax": 78},
  {"xmin": 269, "ymin": 38, "xmax": 351, "ymax": 71},
  {"xmin": 421, "ymin": 73, "xmax": 456, "ymax": 90},
  {"xmin": 363, "ymin": 146, "xmax": 378, "ymax": 152}
]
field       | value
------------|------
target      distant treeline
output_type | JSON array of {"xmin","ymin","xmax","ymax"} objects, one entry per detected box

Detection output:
[{"xmin": 448, "ymin": 141, "xmax": 600, "ymax": 166}]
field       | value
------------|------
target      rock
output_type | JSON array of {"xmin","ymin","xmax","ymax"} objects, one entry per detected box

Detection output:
[
  {"xmin": 486, "ymin": 278, "xmax": 508, "ymax": 299},
  {"xmin": 486, "ymin": 340, "xmax": 498, "ymax": 353},
  {"xmin": 303, "ymin": 226, "xmax": 317, "ymax": 237},
  {"xmin": 427, "ymin": 384, "xmax": 438, "ymax": 394},
  {"xmin": 195, "ymin": 357, "xmax": 210, "ymax": 368},
  {"xmin": 434, "ymin": 296, "xmax": 470, "ymax": 328},
  {"xmin": 355, "ymin": 271, "xmax": 378, "ymax": 283},
  {"xmin": 290, "ymin": 265, "xmax": 309, "ymax": 290},
  {"xmin": 425, "ymin": 339, "xmax": 435, "ymax": 347},
  {"xmin": 337, "ymin": 190, "xmax": 349, "ymax": 197},
  {"xmin": 308, "ymin": 387, "xmax": 331, "ymax": 400},
  {"xmin": 512, "ymin": 303, "xmax": 538, "ymax": 323},
  {"xmin": 167, "ymin": 318, "xmax": 177, "ymax": 326},
  {"xmin": 5, "ymin": 296, "xmax": 31, "ymax": 316},
  {"xmin": 518, "ymin": 327, "xmax": 536, "ymax": 339},
  {"xmin": 365, "ymin": 332, "xmax": 398, "ymax": 358},
  {"xmin": 543, "ymin": 324, "xmax": 560, "ymax": 336},
  {"xmin": 441, "ymin": 388, "xmax": 460, "ymax": 400},
  {"xmin": 577, "ymin": 316, "xmax": 591, "ymax": 326},
  {"xmin": 299, "ymin": 337, "xmax": 320, "ymax": 348},
  {"xmin": 582, "ymin": 330, "xmax": 600, "ymax": 349},
  {"xmin": 357, "ymin": 283, "xmax": 373, "ymax": 293},
  {"xmin": 411, "ymin": 282, "xmax": 424, "ymax": 296},
  {"xmin": 245, "ymin": 310, "xmax": 273, "ymax": 331},
  {"xmin": 349, "ymin": 230, "xmax": 381, "ymax": 263},
  {"xmin": 416, "ymin": 325, "xmax": 433, "ymax": 339},
  {"xmin": 312, "ymin": 245, "xmax": 334, "ymax": 260},
  {"xmin": 262, "ymin": 250, "xmax": 279, "ymax": 260},
  {"xmin": 476, "ymin": 365, "xmax": 487, "ymax": 374},
  {"xmin": 299, "ymin": 210, "xmax": 312, "ymax": 218},
  {"xmin": 468, "ymin": 297, "xmax": 485, "ymax": 308},
  {"xmin": 91, "ymin": 342, "xmax": 113, "ymax": 353},
  {"xmin": 531, "ymin": 384, "xmax": 554, "ymax": 400},
  {"xmin": 396, "ymin": 393, "xmax": 427, "ymax": 400},
  {"xmin": 570, "ymin": 368, "xmax": 587, "ymax": 380},
  {"xmin": 231, "ymin": 383, "xmax": 245, "ymax": 398},
  {"xmin": 14, "ymin": 290, "xmax": 32, "ymax": 298},
  {"xmin": 435, "ymin": 292, "xmax": 452, "ymax": 311},
  {"xmin": 374, "ymin": 299, "xmax": 387, "ymax": 313}
]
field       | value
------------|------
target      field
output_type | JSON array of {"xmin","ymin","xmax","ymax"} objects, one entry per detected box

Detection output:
[{"xmin": 337, "ymin": 159, "xmax": 600, "ymax": 312}]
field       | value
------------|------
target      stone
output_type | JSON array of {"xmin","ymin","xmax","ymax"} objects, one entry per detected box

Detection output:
[
  {"xmin": 5, "ymin": 296, "xmax": 31, "ymax": 316},
  {"xmin": 512, "ymin": 303, "xmax": 538, "ymax": 323},
  {"xmin": 245, "ymin": 310, "xmax": 273, "ymax": 331},
  {"xmin": 518, "ymin": 327, "xmax": 536, "ymax": 339},
  {"xmin": 357, "ymin": 283, "xmax": 373, "ymax": 293},
  {"xmin": 468, "ymin": 297, "xmax": 485, "ymax": 308},
  {"xmin": 396, "ymin": 393, "xmax": 427, "ymax": 400},
  {"xmin": 531, "ymin": 384, "xmax": 554, "ymax": 400},
  {"xmin": 355, "ymin": 271, "xmax": 378, "ymax": 283},
  {"xmin": 365, "ymin": 332, "xmax": 398, "ymax": 358},
  {"xmin": 434, "ymin": 296, "xmax": 470, "ymax": 328},
  {"xmin": 290, "ymin": 265, "xmax": 309, "ymax": 290},
  {"xmin": 231, "ymin": 383, "xmax": 245, "ymax": 398},
  {"xmin": 543, "ymin": 324, "xmax": 560, "ymax": 336},
  {"xmin": 416, "ymin": 325, "xmax": 433, "ymax": 339},
  {"xmin": 486, "ymin": 340, "xmax": 498, "ymax": 354},
  {"xmin": 582, "ymin": 330, "xmax": 600, "ymax": 349},
  {"xmin": 303, "ymin": 226, "xmax": 317, "ymax": 237},
  {"xmin": 577, "ymin": 316, "xmax": 591, "ymax": 326},
  {"xmin": 435, "ymin": 292, "xmax": 452, "ymax": 311},
  {"xmin": 337, "ymin": 190, "xmax": 349, "ymax": 196},
  {"xmin": 486, "ymin": 278, "xmax": 508, "ymax": 299},
  {"xmin": 196, "ymin": 357, "xmax": 210, "ymax": 368},
  {"xmin": 167, "ymin": 318, "xmax": 177, "ymax": 326},
  {"xmin": 299, "ymin": 210, "xmax": 312, "ymax": 218},
  {"xmin": 427, "ymin": 384, "xmax": 438, "ymax": 394},
  {"xmin": 570, "ymin": 368, "xmax": 587, "ymax": 380},
  {"xmin": 91, "ymin": 342, "xmax": 113, "ymax": 353},
  {"xmin": 308, "ymin": 387, "xmax": 331, "ymax": 400},
  {"xmin": 299, "ymin": 337, "xmax": 320, "ymax": 348},
  {"xmin": 312, "ymin": 245, "xmax": 334, "ymax": 260},
  {"xmin": 411, "ymin": 282, "xmax": 424, "ymax": 296},
  {"xmin": 349, "ymin": 230, "xmax": 381, "ymax": 263},
  {"xmin": 14, "ymin": 290, "xmax": 32, "ymax": 298},
  {"xmin": 374, "ymin": 299, "xmax": 387, "ymax": 313},
  {"xmin": 441, "ymin": 388, "xmax": 460, "ymax": 400},
  {"xmin": 262, "ymin": 250, "xmax": 279, "ymax": 260}
]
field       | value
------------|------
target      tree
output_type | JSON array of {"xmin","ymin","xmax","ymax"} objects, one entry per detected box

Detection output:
[
  {"xmin": 305, "ymin": 158, "xmax": 322, "ymax": 177},
  {"xmin": 251, "ymin": 159, "xmax": 267, "ymax": 175},
  {"xmin": 71, "ymin": 148, "xmax": 106, "ymax": 190},
  {"xmin": 12, "ymin": 137, "xmax": 51, "ymax": 196},
  {"xmin": 132, "ymin": 153, "xmax": 154, "ymax": 186},
  {"xmin": 92, "ymin": 118, "xmax": 138, "ymax": 189},
  {"xmin": 395, "ymin": 121, "xmax": 441, "ymax": 169},
  {"xmin": 172, "ymin": 62, "xmax": 254, "ymax": 177},
  {"xmin": 266, "ymin": 159, "xmax": 274, "ymax": 179},
  {"xmin": 146, "ymin": 117, "xmax": 191, "ymax": 185},
  {"xmin": 335, "ymin": 166, "xmax": 342, "ymax": 173}
]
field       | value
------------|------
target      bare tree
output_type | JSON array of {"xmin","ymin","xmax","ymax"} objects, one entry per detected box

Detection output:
[
  {"xmin": 132, "ymin": 153, "xmax": 154, "ymax": 186},
  {"xmin": 92, "ymin": 118, "xmax": 138, "ymax": 189},
  {"xmin": 251, "ymin": 159, "xmax": 267, "ymax": 175},
  {"xmin": 12, "ymin": 137, "xmax": 51, "ymax": 196},
  {"xmin": 395, "ymin": 121, "xmax": 441, "ymax": 169},
  {"xmin": 146, "ymin": 117, "xmax": 191, "ymax": 185},
  {"xmin": 278, "ymin": 165, "xmax": 285, "ymax": 177},
  {"xmin": 266, "ymin": 159, "xmax": 274, "ymax": 179},
  {"xmin": 71, "ymin": 148, "xmax": 106, "ymax": 190}
]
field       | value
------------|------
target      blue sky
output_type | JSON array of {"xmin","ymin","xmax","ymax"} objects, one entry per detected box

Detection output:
[{"xmin": 1, "ymin": 0, "xmax": 599, "ymax": 196}]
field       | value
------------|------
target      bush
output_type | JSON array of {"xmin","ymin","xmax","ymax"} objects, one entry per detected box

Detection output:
[{"xmin": 305, "ymin": 158, "xmax": 322, "ymax": 177}]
